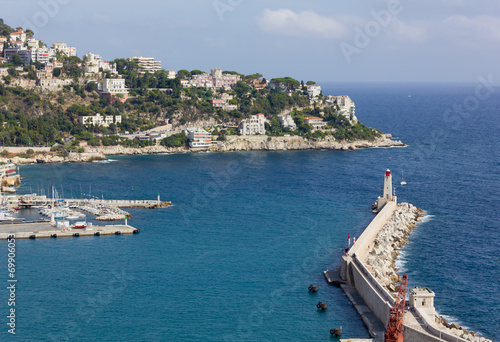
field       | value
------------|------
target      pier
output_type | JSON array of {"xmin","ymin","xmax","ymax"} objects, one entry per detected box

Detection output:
[
  {"xmin": 326, "ymin": 170, "xmax": 486, "ymax": 342},
  {"xmin": 0, "ymin": 222, "xmax": 139, "ymax": 240}
]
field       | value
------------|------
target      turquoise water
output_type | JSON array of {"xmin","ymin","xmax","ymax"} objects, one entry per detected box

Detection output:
[{"xmin": 1, "ymin": 83, "xmax": 499, "ymax": 341}]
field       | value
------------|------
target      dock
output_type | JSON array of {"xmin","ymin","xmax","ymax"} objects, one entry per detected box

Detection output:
[{"xmin": 0, "ymin": 222, "xmax": 139, "ymax": 240}]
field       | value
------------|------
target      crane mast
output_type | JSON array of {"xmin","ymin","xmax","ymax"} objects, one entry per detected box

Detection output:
[{"xmin": 384, "ymin": 274, "xmax": 408, "ymax": 342}]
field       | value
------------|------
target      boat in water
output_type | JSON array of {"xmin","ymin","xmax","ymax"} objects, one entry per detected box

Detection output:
[{"xmin": 400, "ymin": 170, "xmax": 407, "ymax": 186}]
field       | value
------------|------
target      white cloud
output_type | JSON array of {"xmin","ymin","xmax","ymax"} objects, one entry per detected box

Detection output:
[
  {"xmin": 388, "ymin": 19, "xmax": 427, "ymax": 43},
  {"xmin": 443, "ymin": 15, "xmax": 500, "ymax": 43},
  {"xmin": 257, "ymin": 9, "xmax": 348, "ymax": 39}
]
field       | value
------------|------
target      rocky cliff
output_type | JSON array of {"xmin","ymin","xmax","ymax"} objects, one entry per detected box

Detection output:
[{"xmin": 1, "ymin": 134, "xmax": 404, "ymax": 165}]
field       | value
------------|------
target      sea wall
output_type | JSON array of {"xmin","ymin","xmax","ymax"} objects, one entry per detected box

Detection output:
[
  {"xmin": 347, "ymin": 200, "xmax": 398, "ymax": 261},
  {"xmin": 340, "ymin": 202, "xmax": 491, "ymax": 342}
]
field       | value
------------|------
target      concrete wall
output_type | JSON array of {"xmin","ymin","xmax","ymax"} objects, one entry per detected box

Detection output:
[
  {"xmin": 350, "ymin": 258, "xmax": 392, "ymax": 326},
  {"xmin": 348, "ymin": 200, "xmax": 397, "ymax": 261},
  {"xmin": 411, "ymin": 307, "xmax": 468, "ymax": 342},
  {"xmin": 405, "ymin": 326, "xmax": 443, "ymax": 342}
]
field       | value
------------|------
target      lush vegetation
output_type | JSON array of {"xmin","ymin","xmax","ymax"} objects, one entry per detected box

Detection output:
[
  {"xmin": 160, "ymin": 132, "xmax": 188, "ymax": 148},
  {"xmin": 0, "ymin": 17, "xmax": 381, "ymax": 148}
]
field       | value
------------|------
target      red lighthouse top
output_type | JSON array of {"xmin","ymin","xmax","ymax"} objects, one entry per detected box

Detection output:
[{"xmin": 385, "ymin": 169, "xmax": 391, "ymax": 177}]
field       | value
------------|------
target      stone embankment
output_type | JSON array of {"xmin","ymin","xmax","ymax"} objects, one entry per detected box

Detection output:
[
  {"xmin": 363, "ymin": 203, "xmax": 491, "ymax": 342},
  {"xmin": 0, "ymin": 134, "xmax": 404, "ymax": 165}
]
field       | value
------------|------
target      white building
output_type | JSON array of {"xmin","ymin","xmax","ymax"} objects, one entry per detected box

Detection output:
[
  {"xmin": 127, "ymin": 56, "xmax": 161, "ymax": 74},
  {"xmin": 9, "ymin": 30, "xmax": 26, "ymax": 43},
  {"xmin": 328, "ymin": 95, "xmax": 358, "ymax": 123},
  {"xmin": 79, "ymin": 113, "xmax": 122, "ymax": 127},
  {"xmin": 51, "ymin": 42, "xmax": 77, "ymax": 57},
  {"xmin": 188, "ymin": 68, "xmax": 241, "ymax": 90},
  {"xmin": 185, "ymin": 128, "xmax": 212, "ymax": 148},
  {"xmin": 238, "ymin": 114, "xmax": 267, "ymax": 135},
  {"xmin": 278, "ymin": 114, "xmax": 297, "ymax": 130},
  {"xmin": 98, "ymin": 78, "xmax": 129, "ymax": 101},
  {"xmin": 304, "ymin": 117, "xmax": 327, "ymax": 130},
  {"xmin": 305, "ymin": 84, "xmax": 322, "ymax": 99},
  {"xmin": 83, "ymin": 52, "xmax": 102, "ymax": 74},
  {"xmin": 35, "ymin": 48, "xmax": 50, "ymax": 64},
  {"xmin": 83, "ymin": 52, "xmax": 117, "ymax": 75},
  {"xmin": 167, "ymin": 70, "xmax": 176, "ymax": 79}
]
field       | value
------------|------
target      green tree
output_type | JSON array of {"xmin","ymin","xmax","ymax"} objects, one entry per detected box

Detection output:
[
  {"xmin": 176, "ymin": 69, "xmax": 191, "ymax": 79},
  {"xmin": 161, "ymin": 132, "xmax": 188, "ymax": 147},
  {"xmin": 11, "ymin": 54, "xmax": 24, "ymax": 66}
]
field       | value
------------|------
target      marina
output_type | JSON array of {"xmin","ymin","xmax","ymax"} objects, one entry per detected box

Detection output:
[{"xmin": 0, "ymin": 193, "xmax": 171, "ymax": 239}]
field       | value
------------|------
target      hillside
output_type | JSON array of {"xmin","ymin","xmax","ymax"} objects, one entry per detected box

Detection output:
[{"xmin": 0, "ymin": 19, "xmax": 383, "ymax": 149}]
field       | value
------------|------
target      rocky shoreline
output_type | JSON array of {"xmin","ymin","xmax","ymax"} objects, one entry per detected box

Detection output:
[
  {"xmin": 0, "ymin": 134, "xmax": 404, "ymax": 165},
  {"xmin": 364, "ymin": 203, "xmax": 491, "ymax": 342}
]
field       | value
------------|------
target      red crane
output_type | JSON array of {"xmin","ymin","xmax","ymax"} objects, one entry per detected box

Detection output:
[{"xmin": 384, "ymin": 273, "xmax": 408, "ymax": 342}]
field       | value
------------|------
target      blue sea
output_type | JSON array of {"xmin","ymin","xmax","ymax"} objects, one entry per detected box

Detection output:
[{"xmin": 1, "ymin": 83, "xmax": 498, "ymax": 341}]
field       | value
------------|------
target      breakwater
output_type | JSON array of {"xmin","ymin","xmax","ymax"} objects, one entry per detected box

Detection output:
[{"xmin": 333, "ymin": 200, "xmax": 491, "ymax": 342}]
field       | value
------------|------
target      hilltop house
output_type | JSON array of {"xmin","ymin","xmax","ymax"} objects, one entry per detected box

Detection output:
[
  {"xmin": 9, "ymin": 30, "xmax": 26, "ymax": 43},
  {"xmin": 98, "ymin": 78, "xmax": 129, "ymax": 103},
  {"xmin": 305, "ymin": 84, "xmax": 322, "ymax": 99},
  {"xmin": 83, "ymin": 52, "xmax": 117, "ymax": 75}
]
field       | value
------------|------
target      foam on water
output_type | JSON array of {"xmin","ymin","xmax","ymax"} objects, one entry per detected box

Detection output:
[
  {"xmin": 395, "ymin": 249, "xmax": 408, "ymax": 273},
  {"xmin": 420, "ymin": 214, "xmax": 434, "ymax": 224}
]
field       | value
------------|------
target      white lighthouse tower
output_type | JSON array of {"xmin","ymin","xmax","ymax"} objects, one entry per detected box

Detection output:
[
  {"xmin": 383, "ymin": 169, "xmax": 393, "ymax": 201},
  {"xmin": 376, "ymin": 169, "xmax": 395, "ymax": 211}
]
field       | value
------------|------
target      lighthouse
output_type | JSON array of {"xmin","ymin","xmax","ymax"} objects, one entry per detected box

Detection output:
[
  {"xmin": 383, "ymin": 169, "xmax": 393, "ymax": 201},
  {"xmin": 376, "ymin": 169, "xmax": 396, "ymax": 212}
]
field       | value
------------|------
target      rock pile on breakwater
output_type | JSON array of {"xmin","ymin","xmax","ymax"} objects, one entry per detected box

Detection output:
[
  {"xmin": 363, "ymin": 203, "xmax": 492, "ymax": 342},
  {"xmin": 363, "ymin": 202, "xmax": 423, "ymax": 292},
  {"xmin": 435, "ymin": 317, "xmax": 491, "ymax": 342}
]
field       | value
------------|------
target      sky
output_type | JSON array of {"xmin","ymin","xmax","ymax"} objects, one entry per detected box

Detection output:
[{"xmin": 2, "ymin": 0, "xmax": 500, "ymax": 82}]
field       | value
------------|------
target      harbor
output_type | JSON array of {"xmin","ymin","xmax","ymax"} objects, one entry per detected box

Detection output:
[{"xmin": 0, "ymin": 192, "xmax": 171, "ymax": 239}]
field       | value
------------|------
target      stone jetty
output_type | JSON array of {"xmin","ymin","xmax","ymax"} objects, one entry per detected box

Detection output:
[
  {"xmin": 363, "ymin": 203, "xmax": 423, "ymax": 292},
  {"xmin": 330, "ymin": 169, "xmax": 492, "ymax": 342}
]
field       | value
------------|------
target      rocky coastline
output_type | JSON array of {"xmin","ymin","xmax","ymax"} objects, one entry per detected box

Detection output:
[
  {"xmin": 363, "ymin": 203, "xmax": 491, "ymax": 342},
  {"xmin": 0, "ymin": 134, "xmax": 404, "ymax": 165}
]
